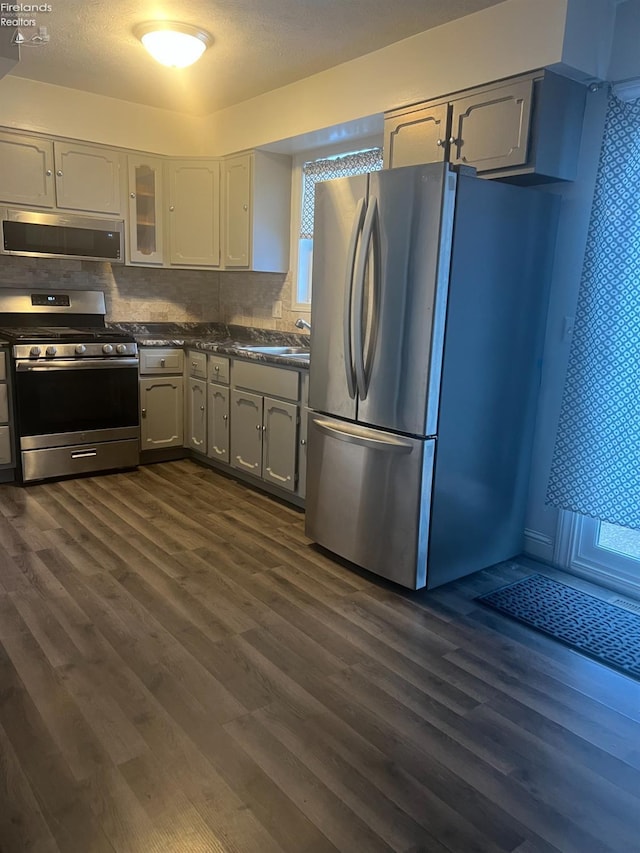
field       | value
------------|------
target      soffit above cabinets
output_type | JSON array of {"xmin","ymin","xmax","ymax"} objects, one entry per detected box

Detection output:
[{"xmin": 7, "ymin": 0, "xmax": 505, "ymax": 116}]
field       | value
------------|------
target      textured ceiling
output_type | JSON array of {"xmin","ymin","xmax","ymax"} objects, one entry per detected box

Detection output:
[{"xmin": 9, "ymin": 0, "xmax": 506, "ymax": 116}]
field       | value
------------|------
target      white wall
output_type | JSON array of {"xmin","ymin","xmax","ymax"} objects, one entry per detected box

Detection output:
[
  {"xmin": 0, "ymin": 77, "xmax": 208, "ymax": 155},
  {"xmin": 524, "ymin": 87, "xmax": 609, "ymax": 562},
  {"xmin": 203, "ymin": 0, "xmax": 571, "ymax": 155},
  {"xmin": 523, "ymin": 0, "xmax": 637, "ymax": 561},
  {"xmin": 608, "ymin": 0, "xmax": 640, "ymax": 81}
]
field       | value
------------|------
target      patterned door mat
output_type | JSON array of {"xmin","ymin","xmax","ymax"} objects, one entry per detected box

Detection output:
[{"xmin": 477, "ymin": 574, "xmax": 640, "ymax": 680}]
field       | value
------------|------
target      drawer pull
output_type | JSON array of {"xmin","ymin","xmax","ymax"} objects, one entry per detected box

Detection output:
[{"xmin": 71, "ymin": 449, "xmax": 97, "ymax": 459}]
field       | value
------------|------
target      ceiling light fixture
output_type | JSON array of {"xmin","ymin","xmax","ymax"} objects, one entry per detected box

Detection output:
[{"xmin": 134, "ymin": 21, "xmax": 212, "ymax": 68}]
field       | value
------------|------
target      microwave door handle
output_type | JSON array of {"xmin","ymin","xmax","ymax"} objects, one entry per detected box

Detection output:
[
  {"xmin": 353, "ymin": 195, "xmax": 377, "ymax": 400},
  {"xmin": 343, "ymin": 197, "xmax": 366, "ymax": 400}
]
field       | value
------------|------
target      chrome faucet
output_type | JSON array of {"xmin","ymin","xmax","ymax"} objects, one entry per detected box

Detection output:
[{"xmin": 295, "ymin": 317, "xmax": 311, "ymax": 332}]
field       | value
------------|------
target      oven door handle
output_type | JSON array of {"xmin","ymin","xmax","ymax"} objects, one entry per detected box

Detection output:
[{"xmin": 16, "ymin": 358, "xmax": 139, "ymax": 371}]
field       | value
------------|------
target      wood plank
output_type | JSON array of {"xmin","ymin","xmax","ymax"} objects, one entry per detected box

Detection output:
[{"xmin": 0, "ymin": 460, "xmax": 638, "ymax": 852}]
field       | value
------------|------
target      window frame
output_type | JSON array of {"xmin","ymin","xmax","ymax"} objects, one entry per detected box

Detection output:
[{"xmin": 289, "ymin": 135, "xmax": 383, "ymax": 312}]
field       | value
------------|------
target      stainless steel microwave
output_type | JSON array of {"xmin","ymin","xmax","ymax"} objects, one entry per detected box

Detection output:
[{"xmin": 0, "ymin": 208, "xmax": 124, "ymax": 263}]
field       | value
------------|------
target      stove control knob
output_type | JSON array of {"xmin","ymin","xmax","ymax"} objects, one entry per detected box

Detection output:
[
  {"xmin": 46, "ymin": 346, "xmax": 57, "ymax": 357},
  {"xmin": 102, "ymin": 344, "xmax": 114, "ymax": 355},
  {"xmin": 115, "ymin": 344, "xmax": 127, "ymax": 355},
  {"xmin": 30, "ymin": 346, "xmax": 41, "ymax": 357},
  {"xmin": 75, "ymin": 344, "xmax": 87, "ymax": 355}
]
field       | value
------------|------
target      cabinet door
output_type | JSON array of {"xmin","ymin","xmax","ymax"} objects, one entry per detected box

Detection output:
[
  {"xmin": 0, "ymin": 426, "xmax": 12, "ymax": 467},
  {"xmin": 128, "ymin": 156, "xmax": 164, "ymax": 265},
  {"xmin": 449, "ymin": 78, "xmax": 533, "ymax": 173},
  {"xmin": 0, "ymin": 132, "xmax": 55, "ymax": 208},
  {"xmin": 262, "ymin": 397, "xmax": 298, "ymax": 493},
  {"xmin": 140, "ymin": 377, "xmax": 183, "ymax": 448},
  {"xmin": 54, "ymin": 141, "xmax": 123, "ymax": 214},
  {"xmin": 230, "ymin": 389, "xmax": 262, "ymax": 475},
  {"xmin": 384, "ymin": 103, "xmax": 451, "ymax": 168},
  {"xmin": 297, "ymin": 372, "xmax": 309, "ymax": 498},
  {"xmin": 168, "ymin": 160, "xmax": 220, "ymax": 267},
  {"xmin": 187, "ymin": 377, "xmax": 207, "ymax": 451},
  {"xmin": 208, "ymin": 384, "xmax": 230, "ymax": 463},
  {"xmin": 222, "ymin": 154, "xmax": 251, "ymax": 268}
]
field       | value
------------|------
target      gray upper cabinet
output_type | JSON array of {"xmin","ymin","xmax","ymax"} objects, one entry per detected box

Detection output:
[
  {"xmin": 167, "ymin": 160, "xmax": 221, "ymax": 267},
  {"xmin": 384, "ymin": 103, "xmax": 450, "ymax": 170},
  {"xmin": 384, "ymin": 70, "xmax": 586, "ymax": 183},
  {"xmin": 448, "ymin": 78, "xmax": 533, "ymax": 173},
  {"xmin": 0, "ymin": 131, "xmax": 55, "ymax": 208},
  {"xmin": 221, "ymin": 150, "xmax": 292, "ymax": 273},
  {"xmin": 0, "ymin": 132, "xmax": 123, "ymax": 214}
]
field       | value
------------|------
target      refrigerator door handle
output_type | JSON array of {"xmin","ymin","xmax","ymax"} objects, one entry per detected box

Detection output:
[
  {"xmin": 312, "ymin": 417, "xmax": 414, "ymax": 454},
  {"xmin": 343, "ymin": 197, "xmax": 366, "ymax": 400},
  {"xmin": 353, "ymin": 195, "xmax": 378, "ymax": 400}
]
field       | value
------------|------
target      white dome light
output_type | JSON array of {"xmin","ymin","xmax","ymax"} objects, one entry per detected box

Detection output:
[{"xmin": 135, "ymin": 22, "xmax": 211, "ymax": 69}]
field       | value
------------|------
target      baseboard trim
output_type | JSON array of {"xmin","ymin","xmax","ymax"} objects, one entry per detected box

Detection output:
[{"xmin": 523, "ymin": 528, "xmax": 554, "ymax": 562}]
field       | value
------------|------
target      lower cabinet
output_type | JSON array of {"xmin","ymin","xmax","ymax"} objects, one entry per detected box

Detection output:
[
  {"xmin": 139, "ymin": 376, "xmax": 184, "ymax": 449},
  {"xmin": 139, "ymin": 347, "xmax": 185, "ymax": 451},
  {"xmin": 140, "ymin": 347, "xmax": 307, "ymax": 503},
  {"xmin": 0, "ymin": 350, "xmax": 13, "ymax": 469},
  {"xmin": 230, "ymin": 389, "xmax": 298, "ymax": 491},
  {"xmin": 186, "ymin": 377, "xmax": 207, "ymax": 451},
  {"xmin": 208, "ymin": 383, "xmax": 230, "ymax": 462}
]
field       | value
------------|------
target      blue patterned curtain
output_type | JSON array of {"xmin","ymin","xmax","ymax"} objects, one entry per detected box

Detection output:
[{"xmin": 547, "ymin": 94, "xmax": 640, "ymax": 527}]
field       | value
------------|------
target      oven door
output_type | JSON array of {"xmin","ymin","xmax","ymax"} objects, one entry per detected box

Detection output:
[{"xmin": 15, "ymin": 357, "xmax": 139, "ymax": 449}]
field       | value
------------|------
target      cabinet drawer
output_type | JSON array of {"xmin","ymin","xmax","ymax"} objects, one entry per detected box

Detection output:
[
  {"xmin": 232, "ymin": 360, "xmax": 299, "ymax": 401},
  {"xmin": 0, "ymin": 385, "xmax": 7, "ymax": 423},
  {"xmin": 0, "ymin": 352, "xmax": 6, "ymax": 382},
  {"xmin": 140, "ymin": 348, "xmax": 184, "ymax": 375},
  {"xmin": 208, "ymin": 354, "xmax": 230, "ymax": 384},
  {"xmin": 0, "ymin": 425, "xmax": 11, "ymax": 466},
  {"xmin": 188, "ymin": 350, "xmax": 207, "ymax": 379}
]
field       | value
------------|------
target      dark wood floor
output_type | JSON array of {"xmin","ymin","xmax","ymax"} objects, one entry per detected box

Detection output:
[{"xmin": 0, "ymin": 459, "xmax": 638, "ymax": 853}]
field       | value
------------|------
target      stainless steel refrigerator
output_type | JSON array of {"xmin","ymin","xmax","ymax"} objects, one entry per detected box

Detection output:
[{"xmin": 305, "ymin": 162, "xmax": 559, "ymax": 590}]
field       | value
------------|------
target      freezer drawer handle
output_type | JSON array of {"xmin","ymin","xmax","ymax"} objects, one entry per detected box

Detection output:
[{"xmin": 312, "ymin": 418, "xmax": 413, "ymax": 454}]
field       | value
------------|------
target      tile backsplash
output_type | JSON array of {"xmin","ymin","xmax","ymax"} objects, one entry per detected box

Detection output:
[{"xmin": 0, "ymin": 256, "xmax": 307, "ymax": 332}]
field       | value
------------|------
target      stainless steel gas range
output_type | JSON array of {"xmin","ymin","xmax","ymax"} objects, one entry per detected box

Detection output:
[{"xmin": 0, "ymin": 289, "xmax": 140, "ymax": 483}]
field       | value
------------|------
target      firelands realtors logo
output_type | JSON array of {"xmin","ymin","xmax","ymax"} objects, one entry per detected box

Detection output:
[{"xmin": 1, "ymin": 3, "xmax": 51, "ymax": 46}]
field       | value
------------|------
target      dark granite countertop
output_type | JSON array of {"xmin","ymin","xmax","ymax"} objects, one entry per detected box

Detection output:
[{"xmin": 109, "ymin": 322, "xmax": 310, "ymax": 370}]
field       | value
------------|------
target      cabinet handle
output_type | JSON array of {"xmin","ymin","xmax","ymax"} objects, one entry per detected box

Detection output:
[
  {"xmin": 56, "ymin": 170, "xmax": 63, "ymax": 177},
  {"xmin": 169, "ymin": 205, "xmax": 175, "ymax": 211},
  {"xmin": 436, "ymin": 139, "xmax": 444, "ymax": 147},
  {"xmin": 262, "ymin": 425, "xmax": 266, "ymax": 431},
  {"xmin": 255, "ymin": 424, "xmax": 261, "ymax": 430},
  {"xmin": 214, "ymin": 365, "xmax": 219, "ymax": 371},
  {"xmin": 160, "ymin": 358, "xmax": 166, "ymax": 367},
  {"xmin": 200, "ymin": 404, "xmax": 205, "ymax": 411},
  {"xmin": 449, "ymin": 137, "xmax": 460, "ymax": 146},
  {"xmin": 130, "ymin": 192, "xmax": 136, "ymax": 198},
  {"xmin": 141, "ymin": 408, "xmax": 147, "ymax": 417},
  {"xmin": 300, "ymin": 438, "xmax": 306, "ymax": 445},
  {"xmin": 192, "ymin": 361, "xmax": 198, "ymax": 368},
  {"xmin": 243, "ymin": 204, "xmax": 248, "ymax": 211},
  {"xmin": 45, "ymin": 169, "xmax": 52, "ymax": 176},
  {"xmin": 222, "ymin": 414, "xmax": 228, "ymax": 421}
]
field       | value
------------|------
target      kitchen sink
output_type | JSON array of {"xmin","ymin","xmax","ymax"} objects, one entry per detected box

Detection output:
[{"xmin": 235, "ymin": 345, "xmax": 310, "ymax": 356}]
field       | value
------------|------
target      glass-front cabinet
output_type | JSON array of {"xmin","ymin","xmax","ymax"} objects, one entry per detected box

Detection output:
[{"xmin": 127, "ymin": 155, "xmax": 164, "ymax": 265}]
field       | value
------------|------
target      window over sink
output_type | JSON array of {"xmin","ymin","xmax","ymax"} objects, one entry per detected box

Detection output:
[{"xmin": 292, "ymin": 144, "xmax": 383, "ymax": 309}]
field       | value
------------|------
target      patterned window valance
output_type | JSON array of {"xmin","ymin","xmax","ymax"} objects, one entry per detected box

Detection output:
[{"xmin": 300, "ymin": 148, "xmax": 383, "ymax": 239}]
